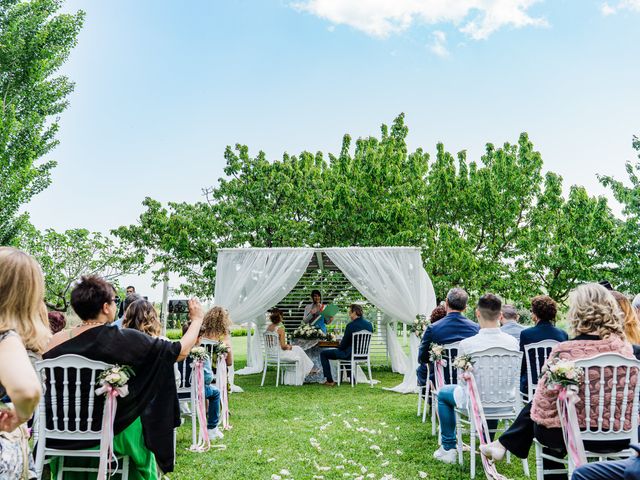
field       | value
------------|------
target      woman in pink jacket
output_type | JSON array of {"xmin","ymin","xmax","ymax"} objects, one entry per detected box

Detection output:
[{"xmin": 482, "ymin": 283, "xmax": 637, "ymax": 480}]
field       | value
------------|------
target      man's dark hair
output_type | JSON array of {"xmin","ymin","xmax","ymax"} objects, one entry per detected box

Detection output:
[
  {"xmin": 71, "ymin": 275, "xmax": 115, "ymax": 321},
  {"xmin": 311, "ymin": 289, "xmax": 321, "ymax": 298},
  {"xmin": 598, "ymin": 280, "xmax": 613, "ymax": 291},
  {"xmin": 126, "ymin": 285, "xmax": 135, "ymax": 291},
  {"xmin": 446, "ymin": 288, "xmax": 468, "ymax": 311},
  {"xmin": 349, "ymin": 304, "xmax": 363, "ymax": 318},
  {"xmin": 531, "ymin": 295, "xmax": 557, "ymax": 323},
  {"xmin": 477, "ymin": 293, "xmax": 502, "ymax": 322},
  {"xmin": 123, "ymin": 293, "xmax": 142, "ymax": 317}
]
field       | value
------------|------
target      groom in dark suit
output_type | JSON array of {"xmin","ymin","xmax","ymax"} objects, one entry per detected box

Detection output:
[{"xmin": 320, "ymin": 304, "xmax": 373, "ymax": 386}]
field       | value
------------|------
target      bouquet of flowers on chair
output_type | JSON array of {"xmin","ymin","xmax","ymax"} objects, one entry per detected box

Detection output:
[
  {"xmin": 410, "ymin": 314, "xmax": 428, "ymax": 338},
  {"xmin": 429, "ymin": 344, "xmax": 447, "ymax": 388},
  {"xmin": 542, "ymin": 357, "xmax": 587, "ymax": 468},
  {"xmin": 95, "ymin": 365, "xmax": 134, "ymax": 479},
  {"xmin": 292, "ymin": 324, "xmax": 336, "ymax": 341},
  {"xmin": 189, "ymin": 346, "xmax": 211, "ymax": 452},
  {"xmin": 209, "ymin": 341, "xmax": 229, "ymax": 364}
]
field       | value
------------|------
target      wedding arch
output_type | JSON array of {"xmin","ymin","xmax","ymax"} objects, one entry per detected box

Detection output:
[{"xmin": 213, "ymin": 247, "xmax": 437, "ymax": 393}]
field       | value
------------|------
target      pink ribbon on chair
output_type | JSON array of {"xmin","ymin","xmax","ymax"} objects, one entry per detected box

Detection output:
[
  {"xmin": 216, "ymin": 354, "xmax": 231, "ymax": 430},
  {"xmin": 556, "ymin": 385, "xmax": 587, "ymax": 468},
  {"xmin": 94, "ymin": 384, "xmax": 128, "ymax": 479},
  {"xmin": 462, "ymin": 371, "xmax": 509, "ymax": 480},
  {"xmin": 434, "ymin": 359, "xmax": 446, "ymax": 390},
  {"xmin": 189, "ymin": 359, "xmax": 211, "ymax": 452}
]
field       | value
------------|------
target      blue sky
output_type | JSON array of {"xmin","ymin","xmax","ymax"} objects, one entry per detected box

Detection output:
[{"xmin": 25, "ymin": 0, "xmax": 640, "ymax": 298}]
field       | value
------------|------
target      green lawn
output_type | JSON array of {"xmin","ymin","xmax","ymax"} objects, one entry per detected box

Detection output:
[{"xmin": 170, "ymin": 337, "xmax": 535, "ymax": 480}]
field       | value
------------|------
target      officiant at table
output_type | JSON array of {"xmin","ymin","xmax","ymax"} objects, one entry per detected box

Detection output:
[{"xmin": 303, "ymin": 290, "xmax": 335, "ymax": 333}]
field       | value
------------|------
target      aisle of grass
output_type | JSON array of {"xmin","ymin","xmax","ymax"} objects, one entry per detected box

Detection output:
[{"xmin": 171, "ymin": 349, "xmax": 534, "ymax": 480}]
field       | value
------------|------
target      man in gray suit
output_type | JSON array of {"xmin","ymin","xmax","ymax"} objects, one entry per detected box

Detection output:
[{"xmin": 500, "ymin": 304, "xmax": 525, "ymax": 342}]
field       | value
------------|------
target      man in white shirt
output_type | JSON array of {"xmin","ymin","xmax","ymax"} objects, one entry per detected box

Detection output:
[{"xmin": 433, "ymin": 293, "xmax": 519, "ymax": 464}]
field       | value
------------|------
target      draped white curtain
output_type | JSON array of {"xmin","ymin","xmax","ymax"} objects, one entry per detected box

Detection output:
[
  {"xmin": 213, "ymin": 248, "xmax": 313, "ymax": 375},
  {"xmin": 324, "ymin": 248, "xmax": 436, "ymax": 393}
]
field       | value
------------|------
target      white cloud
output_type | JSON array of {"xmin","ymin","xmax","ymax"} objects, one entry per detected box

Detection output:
[
  {"xmin": 292, "ymin": 0, "xmax": 548, "ymax": 40},
  {"xmin": 600, "ymin": 0, "xmax": 640, "ymax": 14},
  {"xmin": 429, "ymin": 30, "xmax": 449, "ymax": 57}
]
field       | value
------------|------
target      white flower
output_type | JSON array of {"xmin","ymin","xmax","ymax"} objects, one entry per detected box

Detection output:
[
  {"xmin": 268, "ymin": 458, "xmax": 276, "ymax": 462},
  {"xmin": 257, "ymin": 449, "xmax": 263, "ymax": 455},
  {"xmin": 280, "ymin": 469, "xmax": 290, "ymax": 476},
  {"xmin": 381, "ymin": 460, "xmax": 389, "ymax": 467},
  {"xmin": 370, "ymin": 445, "xmax": 380, "ymax": 451},
  {"xmin": 271, "ymin": 475, "xmax": 282, "ymax": 480},
  {"xmin": 395, "ymin": 450, "xmax": 402, "ymax": 455},
  {"xmin": 419, "ymin": 472, "xmax": 428, "ymax": 478}
]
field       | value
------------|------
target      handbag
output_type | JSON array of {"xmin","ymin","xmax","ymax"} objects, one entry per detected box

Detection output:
[{"xmin": 0, "ymin": 423, "xmax": 31, "ymax": 480}]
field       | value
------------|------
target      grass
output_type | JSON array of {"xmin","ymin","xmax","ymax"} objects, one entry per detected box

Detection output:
[{"xmin": 170, "ymin": 338, "xmax": 535, "ymax": 480}]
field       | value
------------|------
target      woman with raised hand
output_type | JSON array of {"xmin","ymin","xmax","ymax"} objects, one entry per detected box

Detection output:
[
  {"xmin": 481, "ymin": 283, "xmax": 637, "ymax": 479},
  {"xmin": 0, "ymin": 247, "xmax": 49, "ymax": 479},
  {"xmin": 45, "ymin": 275, "xmax": 205, "ymax": 478}
]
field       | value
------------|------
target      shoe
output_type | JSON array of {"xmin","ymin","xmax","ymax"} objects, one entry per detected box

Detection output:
[
  {"xmin": 433, "ymin": 446, "xmax": 457, "ymax": 464},
  {"xmin": 480, "ymin": 440, "xmax": 506, "ymax": 462},
  {"xmin": 207, "ymin": 427, "xmax": 224, "ymax": 440},
  {"xmin": 323, "ymin": 381, "xmax": 336, "ymax": 387}
]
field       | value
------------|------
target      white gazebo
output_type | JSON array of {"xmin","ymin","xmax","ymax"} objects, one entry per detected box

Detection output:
[{"xmin": 214, "ymin": 247, "xmax": 436, "ymax": 393}]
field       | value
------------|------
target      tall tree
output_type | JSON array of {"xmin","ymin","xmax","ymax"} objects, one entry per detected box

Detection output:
[
  {"xmin": 18, "ymin": 226, "xmax": 146, "ymax": 311},
  {"xmin": 599, "ymin": 136, "xmax": 640, "ymax": 292},
  {"xmin": 0, "ymin": 0, "xmax": 84, "ymax": 244}
]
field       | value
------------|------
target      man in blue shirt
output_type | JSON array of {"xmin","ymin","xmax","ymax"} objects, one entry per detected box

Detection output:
[
  {"xmin": 572, "ymin": 444, "xmax": 640, "ymax": 479},
  {"xmin": 417, "ymin": 288, "xmax": 479, "ymax": 386},
  {"xmin": 320, "ymin": 304, "xmax": 373, "ymax": 386}
]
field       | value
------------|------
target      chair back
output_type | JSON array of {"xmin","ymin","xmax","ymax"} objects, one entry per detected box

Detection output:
[
  {"xmin": 524, "ymin": 339, "xmax": 559, "ymax": 398},
  {"xmin": 351, "ymin": 331, "xmax": 372, "ymax": 360},
  {"xmin": 36, "ymin": 354, "xmax": 112, "ymax": 441},
  {"xmin": 574, "ymin": 353, "xmax": 640, "ymax": 443},
  {"xmin": 200, "ymin": 338, "xmax": 218, "ymax": 360},
  {"xmin": 177, "ymin": 357, "xmax": 193, "ymax": 399},
  {"xmin": 263, "ymin": 331, "xmax": 281, "ymax": 362},
  {"xmin": 441, "ymin": 341, "xmax": 460, "ymax": 385},
  {"xmin": 467, "ymin": 347, "xmax": 522, "ymax": 410}
]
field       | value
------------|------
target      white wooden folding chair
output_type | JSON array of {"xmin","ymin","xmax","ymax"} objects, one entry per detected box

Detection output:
[
  {"xmin": 454, "ymin": 347, "xmax": 529, "ymax": 479},
  {"xmin": 176, "ymin": 358, "xmax": 198, "ymax": 446},
  {"xmin": 431, "ymin": 342, "xmax": 460, "ymax": 435},
  {"xmin": 34, "ymin": 354, "xmax": 130, "ymax": 480},
  {"xmin": 337, "ymin": 331, "xmax": 373, "ymax": 387},
  {"xmin": 534, "ymin": 353, "xmax": 640, "ymax": 480},
  {"xmin": 417, "ymin": 364, "xmax": 431, "ymax": 422},
  {"xmin": 523, "ymin": 339, "xmax": 559, "ymax": 402},
  {"xmin": 261, "ymin": 331, "xmax": 298, "ymax": 387}
]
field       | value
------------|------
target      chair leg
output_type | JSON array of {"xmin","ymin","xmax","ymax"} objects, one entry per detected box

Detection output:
[
  {"xmin": 431, "ymin": 390, "xmax": 437, "ymax": 436},
  {"xmin": 367, "ymin": 361, "xmax": 373, "ymax": 387},
  {"xmin": 535, "ymin": 442, "xmax": 544, "ymax": 480},
  {"xmin": 276, "ymin": 363, "xmax": 280, "ymax": 387},
  {"xmin": 417, "ymin": 386, "xmax": 423, "ymax": 416},
  {"xmin": 191, "ymin": 398, "xmax": 197, "ymax": 446},
  {"xmin": 337, "ymin": 363, "xmax": 341, "ymax": 386},
  {"xmin": 34, "ymin": 433, "xmax": 46, "ymax": 479},
  {"xmin": 421, "ymin": 387, "xmax": 429, "ymax": 423},
  {"xmin": 57, "ymin": 457, "xmax": 65, "ymax": 480},
  {"xmin": 522, "ymin": 457, "xmax": 530, "ymax": 478},
  {"xmin": 122, "ymin": 455, "xmax": 130, "ymax": 479},
  {"xmin": 261, "ymin": 362, "xmax": 268, "ymax": 387},
  {"xmin": 456, "ymin": 412, "xmax": 463, "ymax": 466},
  {"xmin": 351, "ymin": 362, "xmax": 355, "ymax": 387}
]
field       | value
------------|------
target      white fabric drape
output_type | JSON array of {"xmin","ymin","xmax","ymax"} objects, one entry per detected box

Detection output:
[
  {"xmin": 324, "ymin": 248, "xmax": 436, "ymax": 393},
  {"xmin": 213, "ymin": 248, "xmax": 313, "ymax": 375}
]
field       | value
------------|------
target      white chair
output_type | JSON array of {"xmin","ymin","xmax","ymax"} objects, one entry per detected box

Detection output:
[
  {"xmin": 176, "ymin": 358, "xmax": 198, "ymax": 446},
  {"xmin": 261, "ymin": 331, "xmax": 298, "ymax": 387},
  {"xmin": 523, "ymin": 339, "xmax": 559, "ymax": 402},
  {"xmin": 454, "ymin": 347, "xmax": 529, "ymax": 479},
  {"xmin": 34, "ymin": 354, "xmax": 130, "ymax": 480},
  {"xmin": 534, "ymin": 353, "xmax": 640, "ymax": 480},
  {"xmin": 417, "ymin": 364, "xmax": 431, "ymax": 422},
  {"xmin": 431, "ymin": 342, "xmax": 460, "ymax": 435},
  {"xmin": 337, "ymin": 330, "xmax": 373, "ymax": 387}
]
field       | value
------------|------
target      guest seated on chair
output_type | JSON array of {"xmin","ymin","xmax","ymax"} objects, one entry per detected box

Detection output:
[
  {"xmin": 481, "ymin": 283, "xmax": 638, "ymax": 480},
  {"xmin": 320, "ymin": 304, "xmax": 372, "ymax": 386},
  {"xmin": 418, "ymin": 288, "xmax": 479, "ymax": 387},
  {"xmin": 202, "ymin": 306, "xmax": 234, "ymax": 368},
  {"xmin": 44, "ymin": 275, "xmax": 205, "ymax": 476},
  {"xmin": 571, "ymin": 444, "xmax": 640, "ymax": 480},
  {"xmin": 432, "ymin": 293, "xmax": 518, "ymax": 464},
  {"xmin": 519, "ymin": 295, "xmax": 568, "ymax": 395},
  {"xmin": 500, "ymin": 304, "xmax": 525, "ymax": 341},
  {"xmin": 416, "ymin": 304, "xmax": 447, "ymax": 388}
]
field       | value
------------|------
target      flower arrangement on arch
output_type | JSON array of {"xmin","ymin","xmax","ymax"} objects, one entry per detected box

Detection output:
[
  {"xmin": 292, "ymin": 324, "xmax": 336, "ymax": 341},
  {"xmin": 409, "ymin": 314, "xmax": 429, "ymax": 338},
  {"xmin": 452, "ymin": 354, "xmax": 475, "ymax": 372},
  {"xmin": 542, "ymin": 357, "xmax": 584, "ymax": 389}
]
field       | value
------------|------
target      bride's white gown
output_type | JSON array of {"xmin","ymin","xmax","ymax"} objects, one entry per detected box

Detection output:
[{"xmin": 281, "ymin": 345, "xmax": 314, "ymax": 385}]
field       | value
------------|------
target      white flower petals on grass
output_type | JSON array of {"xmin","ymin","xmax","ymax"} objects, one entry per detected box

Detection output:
[
  {"xmin": 257, "ymin": 449, "xmax": 263, "ymax": 455},
  {"xmin": 271, "ymin": 475, "xmax": 282, "ymax": 480},
  {"xmin": 268, "ymin": 458, "xmax": 276, "ymax": 463},
  {"xmin": 370, "ymin": 445, "xmax": 380, "ymax": 451},
  {"xmin": 367, "ymin": 474, "xmax": 376, "ymax": 479},
  {"xmin": 419, "ymin": 472, "xmax": 428, "ymax": 478},
  {"xmin": 309, "ymin": 437, "xmax": 321, "ymax": 450},
  {"xmin": 280, "ymin": 469, "xmax": 290, "ymax": 476},
  {"xmin": 336, "ymin": 465, "xmax": 345, "ymax": 470},
  {"xmin": 312, "ymin": 476, "xmax": 324, "ymax": 480},
  {"xmin": 395, "ymin": 450, "xmax": 403, "ymax": 455},
  {"xmin": 381, "ymin": 461, "xmax": 389, "ymax": 467},
  {"xmin": 343, "ymin": 420, "xmax": 353, "ymax": 429}
]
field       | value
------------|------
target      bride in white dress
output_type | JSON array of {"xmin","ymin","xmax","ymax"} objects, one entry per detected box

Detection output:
[{"xmin": 266, "ymin": 309, "xmax": 314, "ymax": 385}]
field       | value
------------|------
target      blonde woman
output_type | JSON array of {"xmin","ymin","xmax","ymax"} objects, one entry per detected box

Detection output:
[
  {"xmin": 482, "ymin": 283, "xmax": 637, "ymax": 475},
  {"xmin": 202, "ymin": 306, "xmax": 234, "ymax": 367},
  {"xmin": 0, "ymin": 247, "xmax": 49, "ymax": 479},
  {"xmin": 611, "ymin": 291, "xmax": 640, "ymax": 344}
]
